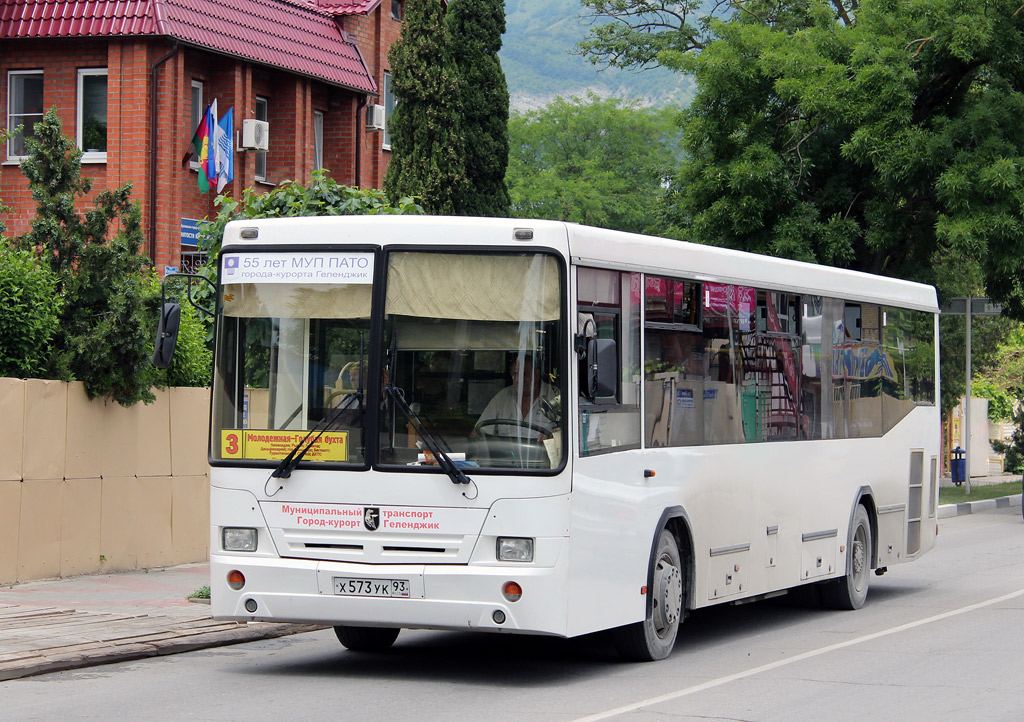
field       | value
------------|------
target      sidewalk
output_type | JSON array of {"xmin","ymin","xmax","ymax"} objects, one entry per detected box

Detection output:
[
  {"xmin": 0, "ymin": 562, "xmax": 322, "ymax": 681},
  {"xmin": 2, "ymin": 481, "xmax": 1021, "ymax": 683},
  {"xmin": 937, "ymin": 473, "xmax": 1023, "ymax": 518}
]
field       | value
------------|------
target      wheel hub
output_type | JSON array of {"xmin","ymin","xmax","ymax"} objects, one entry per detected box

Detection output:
[{"xmin": 653, "ymin": 556, "xmax": 682, "ymax": 633}]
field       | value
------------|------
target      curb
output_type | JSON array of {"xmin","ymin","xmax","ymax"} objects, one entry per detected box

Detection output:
[
  {"xmin": 0, "ymin": 618, "xmax": 325, "ymax": 682},
  {"xmin": 938, "ymin": 493, "xmax": 1022, "ymax": 519}
]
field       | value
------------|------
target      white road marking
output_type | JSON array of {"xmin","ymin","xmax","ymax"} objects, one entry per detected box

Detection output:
[{"xmin": 572, "ymin": 588, "xmax": 1024, "ymax": 722}]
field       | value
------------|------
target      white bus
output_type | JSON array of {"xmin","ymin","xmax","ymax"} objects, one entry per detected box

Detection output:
[{"xmin": 186, "ymin": 216, "xmax": 938, "ymax": 661}]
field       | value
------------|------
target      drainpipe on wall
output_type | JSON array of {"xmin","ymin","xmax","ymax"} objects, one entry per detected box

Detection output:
[
  {"xmin": 355, "ymin": 95, "xmax": 368, "ymax": 188},
  {"xmin": 149, "ymin": 40, "xmax": 179, "ymax": 265}
]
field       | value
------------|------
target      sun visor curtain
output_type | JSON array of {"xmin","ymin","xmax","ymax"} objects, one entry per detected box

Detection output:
[
  {"xmin": 385, "ymin": 253, "xmax": 561, "ymax": 322},
  {"xmin": 222, "ymin": 283, "xmax": 372, "ymax": 319}
]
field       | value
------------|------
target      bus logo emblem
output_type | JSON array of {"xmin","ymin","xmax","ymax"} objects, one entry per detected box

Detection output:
[{"xmin": 363, "ymin": 507, "xmax": 380, "ymax": 531}]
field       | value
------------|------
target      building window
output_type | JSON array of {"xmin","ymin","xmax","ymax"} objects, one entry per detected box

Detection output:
[
  {"xmin": 313, "ymin": 110, "xmax": 324, "ymax": 171},
  {"xmin": 391, "ymin": 0, "xmax": 403, "ymax": 21},
  {"xmin": 255, "ymin": 96, "xmax": 268, "ymax": 181},
  {"xmin": 77, "ymin": 69, "xmax": 108, "ymax": 162},
  {"xmin": 383, "ymin": 72, "xmax": 395, "ymax": 150},
  {"xmin": 189, "ymin": 80, "xmax": 203, "ymax": 169},
  {"xmin": 7, "ymin": 70, "xmax": 43, "ymax": 158}
]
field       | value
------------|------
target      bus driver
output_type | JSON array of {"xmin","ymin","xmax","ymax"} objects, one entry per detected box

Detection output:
[{"xmin": 475, "ymin": 353, "xmax": 558, "ymax": 441}]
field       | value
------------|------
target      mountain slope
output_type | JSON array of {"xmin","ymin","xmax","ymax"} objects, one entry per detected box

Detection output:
[{"xmin": 500, "ymin": 0, "xmax": 694, "ymax": 111}]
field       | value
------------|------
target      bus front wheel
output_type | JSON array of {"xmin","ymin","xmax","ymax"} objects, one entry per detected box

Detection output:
[
  {"xmin": 333, "ymin": 625, "xmax": 400, "ymax": 651},
  {"xmin": 821, "ymin": 504, "xmax": 872, "ymax": 610},
  {"xmin": 612, "ymin": 528, "xmax": 683, "ymax": 662}
]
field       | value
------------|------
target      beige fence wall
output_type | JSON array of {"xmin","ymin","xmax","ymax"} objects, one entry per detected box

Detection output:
[{"xmin": 0, "ymin": 378, "xmax": 210, "ymax": 585}]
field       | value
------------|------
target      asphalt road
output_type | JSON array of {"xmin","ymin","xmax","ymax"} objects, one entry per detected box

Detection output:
[{"xmin": 4, "ymin": 507, "xmax": 1023, "ymax": 722}]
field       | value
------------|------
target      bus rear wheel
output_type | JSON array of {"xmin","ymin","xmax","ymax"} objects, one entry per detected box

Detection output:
[
  {"xmin": 333, "ymin": 625, "xmax": 400, "ymax": 651},
  {"xmin": 821, "ymin": 505, "xmax": 871, "ymax": 610},
  {"xmin": 612, "ymin": 528, "xmax": 683, "ymax": 662}
]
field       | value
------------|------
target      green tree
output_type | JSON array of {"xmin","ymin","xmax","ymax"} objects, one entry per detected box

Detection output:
[
  {"xmin": 581, "ymin": 0, "xmax": 1024, "ymax": 321},
  {"xmin": 979, "ymin": 325, "xmax": 1024, "ymax": 396},
  {"xmin": 991, "ymin": 405, "xmax": 1024, "ymax": 473},
  {"xmin": 446, "ymin": 0, "xmax": 511, "ymax": 216},
  {"xmin": 578, "ymin": 0, "xmax": 718, "ymax": 71},
  {"xmin": 384, "ymin": 0, "xmax": 469, "ymax": 214},
  {"xmin": 506, "ymin": 93, "xmax": 681, "ymax": 233},
  {"xmin": 0, "ymin": 127, "xmax": 11, "ymax": 236},
  {"xmin": 17, "ymin": 108, "xmax": 158, "ymax": 405}
]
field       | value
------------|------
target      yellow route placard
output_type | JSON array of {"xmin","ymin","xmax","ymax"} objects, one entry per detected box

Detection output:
[{"xmin": 221, "ymin": 429, "xmax": 348, "ymax": 461}]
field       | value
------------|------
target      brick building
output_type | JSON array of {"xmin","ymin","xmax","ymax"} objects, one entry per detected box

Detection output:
[{"xmin": 0, "ymin": 0, "xmax": 403, "ymax": 272}]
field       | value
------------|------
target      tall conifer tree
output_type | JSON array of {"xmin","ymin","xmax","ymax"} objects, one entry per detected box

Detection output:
[
  {"xmin": 383, "ymin": 0, "xmax": 468, "ymax": 214},
  {"xmin": 446, "ymin": 0, "xmax": 510, "ymax": 216}
]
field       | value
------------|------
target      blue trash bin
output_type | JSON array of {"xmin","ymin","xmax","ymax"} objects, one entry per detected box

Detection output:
[{"xmin": 951, "ymin": 446, "xmax": 966, "ymax": 486}]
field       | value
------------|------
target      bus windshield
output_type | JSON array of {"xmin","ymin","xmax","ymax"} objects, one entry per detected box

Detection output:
[
  {"xmin": 210, "ymin": 249, "xmax": 566, "ymax": 473},
  {"xmin": 379, "ymin": 251, "xmax": 564, "ymax": 471}
]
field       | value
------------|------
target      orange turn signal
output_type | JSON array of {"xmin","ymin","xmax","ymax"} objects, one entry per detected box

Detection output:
[
  {"xmin": 502, "ymin": 581, "xmax": 523, "ymax": 602},
  {"xmin": 227, "ymin": 570, "xmax": 245, "ymax": 591}
]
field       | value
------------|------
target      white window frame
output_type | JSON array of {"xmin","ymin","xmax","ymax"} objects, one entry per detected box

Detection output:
[
  {"xmin": 255, "ymin": 96, "xmax": 268, "ymax": 181},
  {"xmin": 383, "ymin": 72, "xmax": 394, "ymax": 151},
  {"xmin": 77, "ymin": 68, "xmax": 108, "ymax": 163},
  {"xmin": 313, "ymin": 110, "xmax": 324, "ymax": 171},
  {"xmin": 7, "ymin": 70, "xmax": 44, "ymax": 160},
  {"xmin": 190, "ymin": 80, "xmax": 203, "ymax": 171}
]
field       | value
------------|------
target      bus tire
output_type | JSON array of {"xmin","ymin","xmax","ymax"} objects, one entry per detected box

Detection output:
[
  {"xmin": 821, "ymin": 504, "xmax": 871, "ymax": 610},
  {"xmin": 612, "ymin": 528, "xmax": 683, "ymax": 661},
  {"xmin": 333, "ymin": 625, "xmax": 400, "ymax": 651}
]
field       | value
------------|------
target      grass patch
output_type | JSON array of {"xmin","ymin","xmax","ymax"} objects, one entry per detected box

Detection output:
[
  {"xmin": 940, "ymin": 479, "xmax": 1022, "ymax": 505},
  {"xmin": 189, "ymin": 585, "xmax": 211, "ymax": 600}
]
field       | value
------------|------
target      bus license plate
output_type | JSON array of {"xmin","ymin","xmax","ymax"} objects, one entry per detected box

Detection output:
[{"xmin": 334, "ymin": 577, "xmax": 410, "ymax": 598}]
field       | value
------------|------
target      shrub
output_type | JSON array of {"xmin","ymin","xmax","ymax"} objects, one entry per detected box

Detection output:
[
  {"xmin": 0, "ymin": 243, "xmax": 62, "ymax": 378},
  {"xmin": 162, "ymin": 288, "xmax": 213, "ymax": 387}
]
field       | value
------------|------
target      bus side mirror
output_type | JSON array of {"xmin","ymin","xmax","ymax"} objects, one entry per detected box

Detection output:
[
  {"xmin": 152, "ymin": 302, "xmax": 181, "ymax": 369},
  {"xmin": 587, "ymin": 338, "xmax": 617, "ymax": 399}
]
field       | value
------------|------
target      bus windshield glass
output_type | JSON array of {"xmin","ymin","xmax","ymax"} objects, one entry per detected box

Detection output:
[
  {"xmin": 211, "ymin": 250, "xmax": 375, "ymax": 466},
  {"xmin": 209, "ymin": 249, "xmax": 566, "ymax": 473},
  {"xmin": 379, "ymin": 251, "xmax": 565, "ymax": 471}
]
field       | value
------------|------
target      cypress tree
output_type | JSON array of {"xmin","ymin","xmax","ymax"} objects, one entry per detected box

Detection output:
[
  {"xmin": 18, "ymin": 108, "xmax": 157, "ymax": 405},
  {"xmin": 446, "ymin": 0, "xmax": 510, "ymax": 217},
  {"xmin": 383, "ymin": 0, "xmax": 468, "ymax": 214}
]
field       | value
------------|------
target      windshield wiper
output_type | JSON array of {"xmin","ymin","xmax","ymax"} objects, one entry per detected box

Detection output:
[
  {"xmin": 384, "ymin": 384, "xmax": 472, "ymax": 486},
  {"xmin": 270, "ymin": 391, "xmax": 361, "ymax": 479}
]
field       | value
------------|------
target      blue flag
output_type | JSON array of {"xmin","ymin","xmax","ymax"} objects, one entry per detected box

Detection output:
[{"xmin": 213, "ymin": 107, "xmax": 234, "ymax": 192}]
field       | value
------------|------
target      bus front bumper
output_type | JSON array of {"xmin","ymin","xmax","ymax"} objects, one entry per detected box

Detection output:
[{"xmin": 210, "ymin": 553, "xmax": 570, "ymax": 637}]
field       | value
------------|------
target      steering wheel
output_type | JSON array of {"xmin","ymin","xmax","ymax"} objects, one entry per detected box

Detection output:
[
  {"xmin": 326, "ymin": 389, "xmax": 360, "ymax": 408},
  {"xmin": 474, "ymin": 418, "xmax": 550, "ymax": 437}
]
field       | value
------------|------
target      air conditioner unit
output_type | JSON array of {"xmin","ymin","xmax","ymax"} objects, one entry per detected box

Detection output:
[
  {"xmin": 366, "ymin": 104, "xmax": 385, "ymax": 130},
  {"xmin": 241, "ymin": 119, "xmax": 269, "ymax": 151}
]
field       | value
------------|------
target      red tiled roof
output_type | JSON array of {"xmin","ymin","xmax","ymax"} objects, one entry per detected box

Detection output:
[
  {"xmin": 311, "ymin": 0, "xmax": 383, "ymax": 15},
  {"xmin": 0, "ymin": 0, "xmax": 377, "ymax": 94}
]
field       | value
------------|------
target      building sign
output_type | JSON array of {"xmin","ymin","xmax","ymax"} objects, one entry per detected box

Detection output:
[{"xmin": 181, "ymin": 218, "xmax": 202, "ymax": 247}]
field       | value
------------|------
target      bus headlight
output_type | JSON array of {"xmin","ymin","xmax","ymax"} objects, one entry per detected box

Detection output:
[
  {"xmin": 497, "ymin": 537, "xmax": 534, "ymax": 562},
  {"xmin": 223, "ymin": 527, "xmax": 258, "ymax": 552}
]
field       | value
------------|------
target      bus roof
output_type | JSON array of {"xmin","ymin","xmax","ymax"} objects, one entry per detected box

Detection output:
[
  {"xmin": 221, "ymin": 216, "xmax": 938, "ymax": 313},
  {"xmin": 566, "ymin": 224, "xmax": 938, "ymax": 313}
]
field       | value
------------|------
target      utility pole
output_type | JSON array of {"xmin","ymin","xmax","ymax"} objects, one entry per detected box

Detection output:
[
  {"xmin": 966, "ymin": 296, "xmax": 972, "ymax": 496},
  {"xmin": 940, "ymin": 297, "xmax": 1004, "ymax": 495}
]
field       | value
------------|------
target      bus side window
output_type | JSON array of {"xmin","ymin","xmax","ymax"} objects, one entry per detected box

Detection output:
[{"xmin": 576, "ymin": 267, "xmax": 641, "ymax": 456}]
